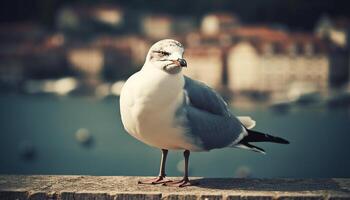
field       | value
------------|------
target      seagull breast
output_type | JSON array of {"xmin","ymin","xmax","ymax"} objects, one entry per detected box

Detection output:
[{"xmin": 120, "ymin": 68, "xmax": 202, "ymax": 151}]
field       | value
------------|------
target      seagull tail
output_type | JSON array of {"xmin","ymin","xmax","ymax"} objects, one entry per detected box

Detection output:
[
  {"xmin": 234, "ymin": 130, "xmax": 289, "ymax": 154},
  {"xmin": 234, "ymin": 143, "xmax": 266, "ymax": 154},
  {"xmin": 242, "ymin": 130, "xmax": 290, "ymax": 144}
]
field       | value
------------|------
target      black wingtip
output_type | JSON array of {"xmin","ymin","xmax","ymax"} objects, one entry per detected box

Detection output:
[
  {"xmin": 274, "ymin": 136, "xmax": 290, "ymax": 144},
  {"xmin": 241, "ymin": 142, "xmax": 266, "ymax": 154},
  {"xmin": 243, "ymin": 130, "xmax": 290, "ymax": 144}
]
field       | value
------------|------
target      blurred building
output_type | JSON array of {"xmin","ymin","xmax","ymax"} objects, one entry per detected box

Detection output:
[
  {"xmin": 0, "ymin": 23, "xmax": 69, "ymax": 90},
  {"xmin": 184, "ymin": 47, "xmax": 223, "ymax": 89},
  {"xmin": 185, "ymin": 26, "xmax": 330, "ymax": 96},
  {"xmin": 57, "ymin": 4, "xmax": 124, "ymax": 35},
  {"xmin": 141, "ymin": 14, "xmax": 195, "ymax": 40},
  {"xmin": 67, "ymin": 35, "xmax": 149, "ymax": 82},
  {"xmin": 316, "ymin": 15, "xmax": 350, "ymax": 48},
  {"xmin": 315, "ymin": 16, "xmax": 350, "ymax": 88},
  {"xmin": 67, "ymin": 48, "xmax": 104, "ymax": 78},
  {"xmin": 2, "ymin": 4, "xmax": 350, "ymax": 99},
  {"xmin": 141, "ymin": 15, "xmax": 172, "ymax": 39},
  {"xmin": 92, "ymin": 35, "xmax": 149, "ymax": 66},
  {"xmin": 227, "ymin": 28, "xmax": 329, "ymax": 94},
  {"xmin": 91, "ymin": 35, "xmax": 149, "ymax": 80},
  {"xmin": 201, "ymin": 13, "xmax": 240, "ymax": 36}
]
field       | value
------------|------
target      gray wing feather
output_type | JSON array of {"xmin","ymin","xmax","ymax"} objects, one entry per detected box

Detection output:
[
  {"xmin": 184, "ymin": 77, "xmax": 231, "ymax": 116},
  {"xmin": 180, "ymin": 76, "xmax": 244, "ymax": 150}
]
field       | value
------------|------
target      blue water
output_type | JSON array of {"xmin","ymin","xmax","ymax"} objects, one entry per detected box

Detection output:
[{"xmin": 0, "ymin": 94, "xmax": 349, "ymax": 178}]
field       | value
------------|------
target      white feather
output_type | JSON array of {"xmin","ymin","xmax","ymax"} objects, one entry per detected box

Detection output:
[
  {"xmin": 237, "ymin": 116, "xmax": 256, "ymax": 129},
  {"xmin": 235, "ymin": 144, "xmax": 266, "ymax": 154},
  {"xmin": 230, "ymin": 127, "xmax": 248, "ymax": 146},
  {"xmin": 229, "ymin": 116, "xmax": 256, "ymax": 146},
  {"xmin": 120, "ymin": 67, "xmax": 202, "ymax": 151}
]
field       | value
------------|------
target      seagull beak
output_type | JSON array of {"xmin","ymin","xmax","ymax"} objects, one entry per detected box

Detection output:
[{"xmin": 177, "ymin": 58, "xmax": 187, "ymax": 68}]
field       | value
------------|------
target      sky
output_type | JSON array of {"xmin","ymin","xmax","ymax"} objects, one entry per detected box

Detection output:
[{"xmin": 0, "ymin": 0, "xmax": 350, "ymax": 30}]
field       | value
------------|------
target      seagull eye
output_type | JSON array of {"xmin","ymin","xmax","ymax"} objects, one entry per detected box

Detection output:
[{"xmin": 154, "ymin": 51, "xmax": 170, "ymax": 56}]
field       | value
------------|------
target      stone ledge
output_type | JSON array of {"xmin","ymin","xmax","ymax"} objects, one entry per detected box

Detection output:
[{"xmin": 0, "ymin": 175, "xmax": 349, "ymax": 200}]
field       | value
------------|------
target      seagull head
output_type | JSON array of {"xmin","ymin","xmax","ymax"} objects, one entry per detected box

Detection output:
[{"xmin": 144, "ymin": 39, "xmax": 187, "ymax": 74}]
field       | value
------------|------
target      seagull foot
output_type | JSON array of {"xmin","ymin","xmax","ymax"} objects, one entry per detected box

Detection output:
[
  {"xmin": 138, "ymin": 176, "xmax": 171, "ymax": 185},
  {"xmin": 162, "ymin": 177, "xmax": 198, "ymax": 187}
]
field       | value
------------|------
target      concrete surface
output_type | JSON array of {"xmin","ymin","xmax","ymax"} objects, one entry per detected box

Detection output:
[{"xmin": 0, "ymin": 175, "xmax": 349, "ymax": 199}]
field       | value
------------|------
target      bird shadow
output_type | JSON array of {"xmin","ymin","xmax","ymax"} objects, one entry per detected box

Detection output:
[{"xmin": 192, "ymin": 178, "xmax": 342, "ymax": 192}]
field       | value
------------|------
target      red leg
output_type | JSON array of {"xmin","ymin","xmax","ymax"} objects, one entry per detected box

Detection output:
[
  {"xmin": 163, "ymin": 177, "xmax": 198, "ymax": 187},
  {"xmin": 138, "ymin": 149, "xmax": 172, "ymax": 185},
  {"xmin": 138, "ymin": 176, "xmax": 171, "ymax": 184},
  {"xmin": 163, "ymin": 150, "xmax": 198, "ymax": 187}
]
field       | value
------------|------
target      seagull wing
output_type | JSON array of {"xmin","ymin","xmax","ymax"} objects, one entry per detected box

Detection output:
[
  {"xmin": 180, "ymin": 76, "xmax": 245, "ymax": 150},
  {"xmin": 183, "ymin": 76, "xmax": 231, "ymax": 116}
]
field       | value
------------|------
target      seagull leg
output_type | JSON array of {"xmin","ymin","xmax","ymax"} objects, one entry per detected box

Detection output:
[
  {"xmin": 138, "ymin": 149, "xmax": 172, "ymax": 185},
  {"xmin": 163, "ymin": 150, "xmax": 198, "ymax": 187}
]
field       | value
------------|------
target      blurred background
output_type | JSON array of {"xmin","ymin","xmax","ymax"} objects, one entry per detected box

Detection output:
[{"xmin": 1, "ymin": 0, "xmax": 350, "ymax": 179}]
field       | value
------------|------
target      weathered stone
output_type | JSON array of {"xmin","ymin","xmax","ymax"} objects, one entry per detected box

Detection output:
[
  {"xmin": 226, "ymin": 195, "xmax": 240, "ymax": 200},
  {"xmin": 0, "ymin": 176, "xmax": 349, "ymax": 200},
  {"xmin": 162, "ymin": 194, "xmax": 197, "ymax": 200},
  {"xmin": 239, "ymin": 195, "xmax": 273, "ymax": 200},
  {"xmin": 60, "ymin": 191, "xmax": 75, "ymax": 200},
  {"xmin": 200, "ymin": 194, "xmax": 223, "ymax": 200},
  {"xmin": 328, "ymin": 196, "xmax": 350, "ymax": 200},
  {"xmin": 115, "ymin": 192, "xmax": 161, "ymax": 200},
  {"xmin": 74, "ymin": 191, "xmax": 114, "ymax": 200},
  {"xmin": 277, "ymin": 195, "xmax": 324, "ymax": 200},
  {"xmin": 0, "ymin": 190, "xmax": 29, "ymax": 200},
  {"xmin": 28, "ymin": 191, "xmax": 48, "ymax": 200}
]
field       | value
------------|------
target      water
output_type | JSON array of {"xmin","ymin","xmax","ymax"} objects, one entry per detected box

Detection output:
[{"xmin": 0, "ymin": 94, "xmax": 349, "ymax": 178}]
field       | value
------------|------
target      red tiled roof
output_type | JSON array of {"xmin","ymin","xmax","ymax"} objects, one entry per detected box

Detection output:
[
  {"xmin": 185, "ymin": 46, "xmax": 222, "ymax": 56},
  {"xmin": 187, "ymin": 26, "xmax": 329, "ymax": 55},
  {"xmin": 230, "ymin": 26, "xmax": 289, "ymax": 42},
  {"xmin": 204, "ymin": 12, "xmax": 240, "ymax": 24}
]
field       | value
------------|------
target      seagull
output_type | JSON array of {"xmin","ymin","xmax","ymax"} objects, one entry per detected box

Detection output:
[{"xmin": 120, "ymin": 39, "xmax": 289, "ymax": 187}]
